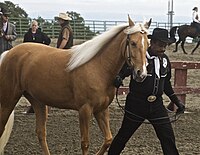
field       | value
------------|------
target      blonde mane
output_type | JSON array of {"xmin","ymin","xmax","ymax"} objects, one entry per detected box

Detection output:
[
  {"xmin": 0, "ymin": 50, "xmax": 9, "ymax": 65},
  {"xmin": 67, "ymin": 23, "xmax": 128, "ymax": 71},
  {"xmin": 67, "ymin": 22, "xmax": 148, "ymax": 71}
]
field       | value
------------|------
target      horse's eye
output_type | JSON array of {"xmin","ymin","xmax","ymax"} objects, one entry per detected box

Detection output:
[{"xmin": 131, "ymin": 41, "xmax": 137, "ymax": 47}]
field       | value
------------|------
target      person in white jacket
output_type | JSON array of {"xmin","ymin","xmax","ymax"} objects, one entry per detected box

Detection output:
[{"xmin": 192, "ymin": 7, "xmax": 200, "ymax": 31}]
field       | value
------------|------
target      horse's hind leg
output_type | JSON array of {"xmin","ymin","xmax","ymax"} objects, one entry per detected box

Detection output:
[
  {"xmin": 94, "ymin": 108, "xmax": 112, "ymax": 155},
  {"xmin": 24, "ymin": 94, "xmax": 50, "ymax": 155},
  {"xmin": 0, "ymin": 91, "xmax": 21, "ymax": 137},
  {"xmin": 79, "ymin": 104, "xmax": 93, "ymax": 155},
  {"xmin": 173, "ymin": 39, "xmax": 181, "ymax": 52},
  {"xmin": 181, "ymin": 40, "xmax": 187, "ymax": 54},
  {"xmin": 191, "ymin": 41, "xmax": 200, "ymax": 54}
]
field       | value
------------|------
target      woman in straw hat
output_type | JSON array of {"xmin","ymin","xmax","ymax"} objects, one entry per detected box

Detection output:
[{"xmin": 55, "ymin": 12, "xmax": 73, "ymax": 49}]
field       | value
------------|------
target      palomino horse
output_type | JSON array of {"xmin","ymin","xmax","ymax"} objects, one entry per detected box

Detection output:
[
  {"xmin": 0, "ymin": 16, "xmax": 151, "ymax": 155},
  {"xmin": 170, "ymin": 24, "xmax": 200, "ymax": 54}
]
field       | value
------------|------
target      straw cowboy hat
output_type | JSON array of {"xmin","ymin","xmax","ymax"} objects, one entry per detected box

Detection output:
[
  {"xmin": 55, "ymin": 13, "xmax": 72, "ymax": 21},
  {"xmin": 148, "ymin": 28, "xmax": 175, "ymax": 44},
  {"xmin": 0, "ymin": 7, "xmax": 11, "ymax": 16}
]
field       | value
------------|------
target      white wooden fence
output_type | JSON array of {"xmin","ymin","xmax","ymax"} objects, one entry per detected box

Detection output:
[{"xmin": 10, "ymin": 17, "xmax": 192, "ymax": 41}]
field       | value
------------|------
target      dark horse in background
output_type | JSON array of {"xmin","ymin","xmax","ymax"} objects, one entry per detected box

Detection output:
[{"xmin": 170, "ymin": 24, "xmax": 200, "ymax": 54}]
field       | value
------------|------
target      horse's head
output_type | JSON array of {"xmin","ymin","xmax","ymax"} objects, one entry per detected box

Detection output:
[{"xmin": 123, "ymin": 16, "xmax": 151, "ymax": 82}]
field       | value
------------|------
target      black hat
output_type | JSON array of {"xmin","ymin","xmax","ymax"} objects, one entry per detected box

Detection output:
[
  {"xmin": 148, "ymin": 28, "xmax": 175, "ymax": 44},
  {"xmin": 193, "ymin": 7, "xmax": 198, "ymax": 11},
  {"xmin": 0, "ymin": 7, "xmax": 11, "ymax": 16}
]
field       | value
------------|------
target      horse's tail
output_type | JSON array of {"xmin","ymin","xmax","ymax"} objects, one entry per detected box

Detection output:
[
  {"xmin": 169, "ymin": 26, "xmax": 178, "ymax": 44},
  {"xmin": 0, "ymin": 50, "xmax": 15, "ymax": 155},
  {"xmin": 0, "ymin": 111, "xmax": 14, "ymax": 154}
]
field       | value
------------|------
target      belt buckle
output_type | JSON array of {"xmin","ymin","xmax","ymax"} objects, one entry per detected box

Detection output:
[{"xmin": 147, "ymin": 95, "xmax": 157, "ymax": 102}]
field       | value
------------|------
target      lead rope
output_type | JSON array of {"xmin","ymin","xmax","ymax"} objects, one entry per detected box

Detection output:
[{"xmin": 115, "ymin": 88, "xmax": 183, "ymax": 125}]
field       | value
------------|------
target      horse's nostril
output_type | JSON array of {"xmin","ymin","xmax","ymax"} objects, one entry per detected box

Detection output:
[{"xmin": 137, "ymin": 70, "xmax": 141, "ymax": 75}]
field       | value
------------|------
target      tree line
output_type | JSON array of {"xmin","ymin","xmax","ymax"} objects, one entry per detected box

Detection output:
[{"xmin": 0, "ymin": 1, "xmax": 96, "ymax": 39}]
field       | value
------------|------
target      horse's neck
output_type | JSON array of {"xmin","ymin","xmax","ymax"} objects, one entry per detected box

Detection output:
[{"xmin": 95, "ymin": 31, "xmax": 126, "ymax": 79}]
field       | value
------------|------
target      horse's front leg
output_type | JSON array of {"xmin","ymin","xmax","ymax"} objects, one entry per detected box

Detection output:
[
  {"xmin": 181, "ymin": 40, "xmax": 187, "ymax": 54},
  {"xmin": 191, "ymin": 41, "xmax": 200, "ymax": 54},
  {"xmin": 34, "ymin": 105, "xmax": 50, "ymax": 155},
  {"xmin": 94, "ymin": 107, "xmax": 112, "ymax": 155},
  {"xmin": 79, "ymin": 104, "xmax": 93, "ymax": 155}
]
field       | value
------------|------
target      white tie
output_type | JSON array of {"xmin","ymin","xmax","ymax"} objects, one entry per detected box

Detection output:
[{"xmin": 146, "ymin": 52, "xmax": 160, "ymax": 78}]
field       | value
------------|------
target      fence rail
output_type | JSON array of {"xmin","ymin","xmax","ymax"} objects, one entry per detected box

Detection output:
[
  {"xmin": 118, "ymin": 61, "xmax": 200, "ymax": 111},
  {"xmin": 10, "ymin": 18, "xmax": 191, "ymax": 41}
]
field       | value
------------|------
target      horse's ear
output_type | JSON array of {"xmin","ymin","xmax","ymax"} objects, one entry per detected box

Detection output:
[
  {"xmin": 128, "ymin": 14, "xmax": 135, "ymax": 27},
  {"xmin": 144, "ymin": 18, "xmax": 152, "ymax": 29}
]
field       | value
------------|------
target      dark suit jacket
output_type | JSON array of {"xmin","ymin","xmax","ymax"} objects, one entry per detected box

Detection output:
[{"xmin": 0, "ymin": 22, "xmax": 17, "ymax": 54}]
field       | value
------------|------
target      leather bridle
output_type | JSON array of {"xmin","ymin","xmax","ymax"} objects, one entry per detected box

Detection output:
[{"xmin": 123, "ymin": 34, "xmax": 133, "ymax": 68}]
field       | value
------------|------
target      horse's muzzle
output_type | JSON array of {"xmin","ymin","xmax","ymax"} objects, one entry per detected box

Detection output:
[{"xmin": 132, "ymin": 69, "xmax": 147, "ymax": 82}]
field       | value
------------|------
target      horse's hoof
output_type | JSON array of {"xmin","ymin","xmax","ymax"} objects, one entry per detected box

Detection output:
[
  {"xmin": 173, "ymin": 50, "xmax": 177, "ymax": 53},
  {"xmin": 184, "ymin": 52, "xmax": 188, "ymax": 54}
]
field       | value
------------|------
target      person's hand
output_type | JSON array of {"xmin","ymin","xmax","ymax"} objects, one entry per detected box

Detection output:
[
  {"xmin": 169, "ymin": 94, "xmax": 185, "ymax": 114},
  {"xmin": 113, "ymin": 75, "xmax": 123, "ymax": 88},
  {"xmin": 175, "ymin": 101, "xmax": 185, "ymax": 114},
  {"xmin": 4, "ymin": 35, "xmax": 10, "ymax": 40}
]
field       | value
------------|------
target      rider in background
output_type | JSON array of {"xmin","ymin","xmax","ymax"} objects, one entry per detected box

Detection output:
[{"xmin": 192, "ymin": 7, "xmax": 200, "ymax": 32}]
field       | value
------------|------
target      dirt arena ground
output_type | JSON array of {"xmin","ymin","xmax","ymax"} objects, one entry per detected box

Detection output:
[{"xmin": 3, "ymin": 42, "xmax": 200, "ymax": 155}]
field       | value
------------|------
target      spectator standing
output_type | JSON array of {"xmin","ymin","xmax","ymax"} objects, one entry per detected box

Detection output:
[
  {"xmin": 55, "ymin": 12, "xmax": 73, "ymax": 49},
  {"xmin": 23, "ymin": 20, "xmax": 51, "ymax": 45},
  {"xmin": 23, "ymin": 20, "xmax": 51, "ymax": 114},
  {"xmin": 0, "ymin": 7, "xmax": 17, "ymax": 54}
]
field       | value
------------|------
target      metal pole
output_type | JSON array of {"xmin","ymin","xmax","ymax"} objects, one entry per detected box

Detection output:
[
  {"xmin": 167, "ymin": 0, "xmax": 174, "ymax": 29},
  {"xmin": 170, "ymin": 0, "xmax": 174, "ymax": 28},
  {"xmin": 168, "ymin": 0, "xmax": 170, "ymax": 29}
]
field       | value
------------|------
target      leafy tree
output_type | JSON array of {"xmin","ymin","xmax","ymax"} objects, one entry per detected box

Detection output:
[
  {"xmin": 0, "ymin": 1, "xmax": 28, "ymax": 18},
  {"xmin": 67, "ymin": 11, "xmax": 96, "ymax": 39},
  {"xmin": 0, "ymin": 1, "xmax": 30, "ymax": 36},
  {"xmin": 1, "ymin": 1, "xmax": 97, "ymax": 39}
]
